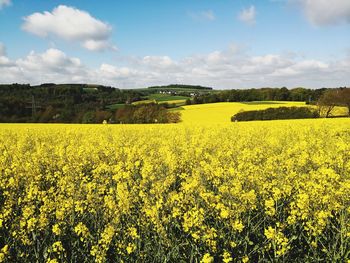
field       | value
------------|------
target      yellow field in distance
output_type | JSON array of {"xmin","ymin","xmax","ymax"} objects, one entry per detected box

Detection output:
[{"xmin": 180, "ymin": 101, "xmax": 348, "ymax": 124}]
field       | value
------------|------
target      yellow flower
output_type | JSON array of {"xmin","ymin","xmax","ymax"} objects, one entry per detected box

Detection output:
[
  {"xmin": 126, "ymin": 243, "xmax": 136, "ymax": 254},
  {"xmin": 0, "ymin": 245, "xmax": 9, "ymax": 263},
  {"xmin": 230, "ymin": 241, "xmax": 237, "ymax": 248},
  {"xmin": 232, "ymin": 220, "xmax": 244, "ymax": 232},
  {"xmin": 74, "ymin": 222, "xmax": 90, "ymax": 241},
  {"xmin": 264, "ymin": 226, "xmax": 276, "ymax": 240},
  {"xmin": 242, "ymin": 255, "xmax": 249, "ymax": 263},
  {"xmin": 52, "ymin": 224, "xmax": 61, "ymax": 236},
  {"xmin": 220, "ymin": 209, "xmax": 230, "ymax": 219},
  {"xmin": 222, "ymin": 250, "xmax": 233, "ymax": 263},
  {"xmin": 50, "ymin": 241, "xmax": 65, "ymax": 254},
  {"xmin": 200, "ymin": 253, "xmax": 214, "ymax": 263},
  {"xmin": 128, "ymin": 227, "xmax": 139, "ymax": 239}
]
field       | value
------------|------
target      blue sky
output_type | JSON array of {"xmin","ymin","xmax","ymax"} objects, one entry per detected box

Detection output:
[{"xmin": 0, "ymin": 0, "xmax": 349, "ymax": 89}]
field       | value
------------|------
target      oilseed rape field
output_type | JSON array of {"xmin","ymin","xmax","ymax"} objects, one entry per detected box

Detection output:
[
  {"xmin": 180, "ymin": 102, "xmax": 305, "ymax": 124},
  {"xmin": 1, "ymin": 118, "xmax": 350, "ymax": 262},
  {"xmin": 180, "ymin": 102, "xmax": 348, "ymax": 124}
]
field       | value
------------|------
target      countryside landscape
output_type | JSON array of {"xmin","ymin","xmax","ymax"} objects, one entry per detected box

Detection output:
[{"xmin": 1, "ymin": 1, "xmax": 350, "ymax": 262}]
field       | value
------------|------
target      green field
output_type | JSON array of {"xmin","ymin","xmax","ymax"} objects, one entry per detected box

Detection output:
[
  {"xmin": 125, "ymin": 94, "xmax": 190, "ymax": 107},
  {"xmin": 106, "ymin": 103, "xmax": 126, "ymax": 110},
  {"xmin": 147, "ymin": 93, "xmax": 190, "ymax": 102}
]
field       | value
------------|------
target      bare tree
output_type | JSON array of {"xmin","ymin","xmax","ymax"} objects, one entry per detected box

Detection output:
[{"xmin": 317, "ymin": 89, "xmax": 342, "ymax": 118}]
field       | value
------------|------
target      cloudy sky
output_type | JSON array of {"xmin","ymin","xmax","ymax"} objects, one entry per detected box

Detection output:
[{"xmin": 0, "ymin": 0, "xmax": 349, "ymax": 89}]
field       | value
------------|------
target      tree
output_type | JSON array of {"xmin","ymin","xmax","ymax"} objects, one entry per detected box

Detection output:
[
  {"xmin": 337, "ymin": 88, "xmax": 350, "ymax": 116},
  {"xmin": 82, "ymin": 111, "xmax": 96, "ymax": 124},
  {"xmin": 317, "ymin": 89, "xmax": 342, "ymax": 118},
  {"xmin": 185, "ymin": 99, "xmax": 192, "ymax": 105},
  {"xmin": 38, "ymin": 105, "xmax": 56, "ymax": 123}
]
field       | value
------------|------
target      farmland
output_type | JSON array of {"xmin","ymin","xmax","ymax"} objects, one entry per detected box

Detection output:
[
  {"xmin": 179, "ymin": 101, "xmax": 348, "ymax": 124},
  {"xmin": 1, "ymin": 118, "xmax": 350, "ymax": 262},
  {"xmin": 180, "ymin": 101, "xmax": 305, "ymax": 124}
]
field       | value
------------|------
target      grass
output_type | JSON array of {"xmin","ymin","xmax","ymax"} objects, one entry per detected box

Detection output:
[
  {"xmin": 132, "ymin": 100, "xmax": 156, "ymax": 105},
  {"xmin": 83, "ymin": 87, "xmax": 98, "ymax": 93},
  {"xmin": 129, "ymin": 94, "xmax": 190, "ymax": 107},
  {"xmin": 147, "ymin": 93, "xmax": 190, "ymax": 102},
  {"xmin": 106, "ymin": 103, "xmax": 125, "ymax": 110},
  {"xmin": 168, "ymin": 106, "xmax": 185, "ymax": 111}
]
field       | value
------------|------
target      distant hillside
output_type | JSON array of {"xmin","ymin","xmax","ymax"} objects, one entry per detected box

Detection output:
[
  {"xmin": 0, "ymin": 83, "xmax": 340, "ymax": 123},
  {"xmin": 148, "ymin": 84, "xmax": 213, "ymax": 90},
  {"xmin": 0, "ymin": 83, "xmax": 144, "ymax": 123}
]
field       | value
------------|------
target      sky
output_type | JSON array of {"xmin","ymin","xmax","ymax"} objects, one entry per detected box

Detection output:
[{"xmin": 0, "ymin": 0, "xmax": 349, "ymax": 89}]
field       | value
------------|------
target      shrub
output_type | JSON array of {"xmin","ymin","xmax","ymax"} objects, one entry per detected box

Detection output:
[
  {"xmin": 82, "ymin": 111, "xmax": 96, "ymax": 124},
  {"xmin": 231, "ymin": 107, "xmax": 319, "ymax": 122},
  {"xmin": 115, "ymin": 103, "xmax": 181, "ymax": 124}
]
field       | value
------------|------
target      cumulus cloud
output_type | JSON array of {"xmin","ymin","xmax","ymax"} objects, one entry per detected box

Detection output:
[
  {"xmin": 0, "ymin": 43, "xmax": 13, "ymax": 67},
  {"xmin": 17, "ymin": 48, "xmax": 82, "ymax": 72},
  {"xmin": 0, "ymin": 0, "xmax": 11, "ymax": 9},
  {"xmin": 22, "ymin": 5, "xmax": 116, "ymax": 51},
  {"xmin": 189, "ymin": 10, "xmax": 215, "ymax": 22},
  {"xmin": 0, "ymin": 48, "xmax": 87, "ymax": 83},
  {"xmin": 0, "ymin": 46, "xmax": 349, "ymax": 88},
  {"xmin": 0, "ymin": 42, "xmax": 6, "ymax": 56},
  {"xmin": 238, "ymin": 6, "xmax": 256, "ymax": 25},
  {"xmin": 293, "ymin": 0, "xmax": 350, "ymax": 26}
]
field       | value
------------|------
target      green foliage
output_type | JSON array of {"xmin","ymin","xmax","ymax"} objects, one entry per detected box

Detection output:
[
  {"xmin": 106, "ymin": 103, "xmax": 126, "ymax": 110},
  {"xmin": 0, "ymin": 84, "xmax": 144, "ymax": 123},
  {"xmin": 232, "ymin": 107, "xmax": 320, "ymax": 122},
  {"xmin": 192, "ymin": 87, "xmax": 326, "ymax": 105},
  {"xmin": 0, "ymin": 83, "xmax": 347, "ymax": 123},
  {"xmin": 82, "ymin": 111, "xmax": 96, "ymax": 124},
  {"xmin": 148, "ymin": 84, "xmax": 213, "ymax": 90},
  {"xmin": 115, "ymin": 103, "xmax": 181, "ymax": 124},
  {"xmin": 317, "ymin": 88, "xmax": 350, "ymax": 117}
]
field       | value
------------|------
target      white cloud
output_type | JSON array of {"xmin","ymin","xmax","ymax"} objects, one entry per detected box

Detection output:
[
  {"xmin": 141, "ymin": 56, "xmax": 180, "ymax": 72},
  {"xmin": 271, "ymin": 60, "xmax": 328, "ymax": 77},
  {"xmin": 0, "ymin": 42, "xmax": 6, "ymax": 56},
  {"xmin": 0, "ymin": 46, "xmax": 349, "ymax": 88},
  {"xmin": 189, "ymin": 10, "xmax": 215, "ymax": 22},
  {"xmin": 293, "ymin": 0, "xmax": 350, "ymax": 26},
  {"xmin": 0, "ymin": 0, "xmax": 11, "ymax": 9},
  {"xmin": 0, "ymin": 54, "xmax": 12, "ymax": 67},
  {"xmin": 22, "ymin": 5, "xmax": 116, "ymax": 51},
  {"xmin": 238, "ymin": 6, "xmax": 256, "ymax": 25},
  {"xmin": 0, "ymin": 48, "xmax": 86, "ymax": 83},
  {"xmin": 16, "ymin": 48, "xmax": 82, "ymax": 71},
  {"xmin": 99, "ymin": 64, "xmax": 135, "ymax": 79},
  {"xmin": 0, "ymin": 43, "xmax": 13, "ymax": 67}
]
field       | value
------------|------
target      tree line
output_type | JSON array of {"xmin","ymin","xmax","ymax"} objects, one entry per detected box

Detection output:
[
  {"xmin": 186, "ymin": 87, "xmax": 328, "ymax": 105},
  {"xmin": 0, "ymin": 83, "xmax": 348, "ymax": 123},
  {"xmin": 0, "ymin": 84, "xmax": 144, "ymax": 123},
  {"xmin": 232, "ymin": 107, "xmax": 319, "ymax": 122}
]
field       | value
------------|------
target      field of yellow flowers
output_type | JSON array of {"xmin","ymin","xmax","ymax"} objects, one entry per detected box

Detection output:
[
  {"xmin": 1, "ymin": 119, "xmax": 350, "ymax": 262},
  {"xmin": 180, "ymin": 101, "xmax": 348, "ymax": 124}
]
